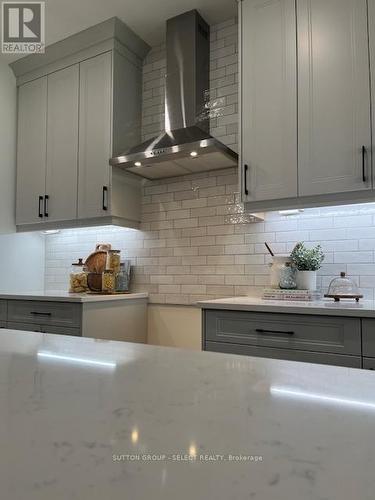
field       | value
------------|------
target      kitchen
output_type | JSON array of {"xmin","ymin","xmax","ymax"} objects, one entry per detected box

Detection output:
[{"xmin": 1, "ymin": 0, "xmax": 375, "ymax": 498}]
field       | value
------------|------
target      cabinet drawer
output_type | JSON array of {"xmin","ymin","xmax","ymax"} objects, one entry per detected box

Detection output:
[
  {"xmin": 7, "ymin": 321, "xmax": 80, "ymax": 337},
  {"xmin": 40, "ymin": 325, "xmax": 81, "ymax": 336},
  {"xmin": 361, "ymin": 319, "xmax": 375, "ymax": 357},
  {"xmin": 0, "ymin": 301, "xmax": 6, "ymax": 321},
  {"xmin": 206, "ymin": 341, "xmax": 361, "ymax": 369},
  {"xmin": 7, "ymin": 301, "xmax": 81, "ymax": 328},
  {"xmin": 7, "ymin": 322, "xmax": 42, "ymax": 332},
  {"xmin": 363, "ymin": 358, "xmax": 375, "ymax": 370},
  {"xmin": 204, "ymin": 310, "xmax": 361, "ymax": 355},
  {"xmin": 0, "ymin": 321, "xmax": 6, "ymax": 329}
]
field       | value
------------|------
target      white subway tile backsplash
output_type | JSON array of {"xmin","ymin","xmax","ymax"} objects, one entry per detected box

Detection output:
[
  {"xmin": 334, "ymin": 252, "xmax": 373, "ymax": 264},
  {"xmin": 207, "ymin": 255, "xmax": 235, "ymax": 265},
  {"xmin": 334, "ymin": 215, "xmax": 373, "ymax": 227},
  {"xmin": 359, "ymin": 239, "xmax": 375, "ymax": 250}
]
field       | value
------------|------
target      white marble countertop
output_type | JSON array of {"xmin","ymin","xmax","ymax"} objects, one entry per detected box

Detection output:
[
  {"xmin": 198, "ymin": 296, "xmax": 375, "ymax": 318},
  {"xmin": 0, "ymin": 328, "xmax": 374, "ymax": 499},
  {"xmin": 0, "ymin": 291, "xmax": 148, "ymax": 303}
]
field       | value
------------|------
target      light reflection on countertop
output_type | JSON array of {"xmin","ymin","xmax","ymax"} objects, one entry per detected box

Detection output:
[
  {"xmin": 198, "ymin": 296, "xmax": 375, "ymax": 317},
  {"xmin": 0, "ymin": 328, "xmax": 375, "ymax": 499}
]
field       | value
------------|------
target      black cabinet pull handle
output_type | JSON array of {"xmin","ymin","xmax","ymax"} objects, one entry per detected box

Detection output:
[
  {"xmin": 362, "ymin": 146, "xmax": 367, "ymax": 183},
  {"xmin": 244, "ymin": 164, "xmax": 249, "ymax": 196},
  {"xmin": 102, "ymin": 186, "xmax": 108, "ymax": 211},
  {"xmin": 30, "ymin": 311, "xmax": 52, "ymax": 317},
  {"xmin": 255, "ymin": 328, "xmax": 295, "ymax": 335},
  {"xmin": 44, "ymin": 195, "xmax": 49, "ymax": 217},
  {"xmin": 38, "ymin": 196, "xmax": 44, "ymax": 218}
]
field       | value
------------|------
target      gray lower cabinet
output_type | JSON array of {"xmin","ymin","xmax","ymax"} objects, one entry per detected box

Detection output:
[
  {"xmin": 0, "ymin": 300, "xmax": 6, "ymax": 321},
  {"xmin": 6, "ymin": 300, "xmax": 82, "ymax": 336},
  {"xmin": 6, "ymin": 322, "xmax": 80, "ymax": 336},
  {"xmin": 7, "ymin": 300, "xmax": 81, "ymax": 329},
  {"xmin": 361, "ymin": 319, "xmax": 375, "ymax": 357},
  {"xmin": 206, "ymin": 341, "xmax": 361, "ymax": 369},
  {"xmin": 0, "ymin": 298, "xmax": 147, "ymax": 342},
  {"xmin": 203, "ymin": 309, "xmax": 362, "ymax": 368}
]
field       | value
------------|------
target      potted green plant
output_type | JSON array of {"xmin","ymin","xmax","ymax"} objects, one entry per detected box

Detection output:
[{"xmin": 290, "ymin": 242, "xmax": 325, "ymax": 291}]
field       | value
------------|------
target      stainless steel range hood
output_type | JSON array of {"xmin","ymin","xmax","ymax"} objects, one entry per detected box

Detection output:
[{"xmin": 110, "ymin": 10, "xmax": 238, "ymax": 180}]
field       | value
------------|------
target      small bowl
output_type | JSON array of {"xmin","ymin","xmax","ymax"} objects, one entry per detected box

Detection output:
[{"xmin": 87, "ymin": 272, "xmax": 102, "ymax": 293}]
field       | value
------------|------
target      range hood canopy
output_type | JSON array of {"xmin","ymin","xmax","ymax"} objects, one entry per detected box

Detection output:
[{"xmin": 110, "ymin": 9, "xmax": 238, "ymax": 180}]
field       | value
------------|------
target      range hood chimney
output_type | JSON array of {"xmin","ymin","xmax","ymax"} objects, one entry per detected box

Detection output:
[{"xmin": 110, "ymin": 10, "xmax": 238, "ymax": 179}]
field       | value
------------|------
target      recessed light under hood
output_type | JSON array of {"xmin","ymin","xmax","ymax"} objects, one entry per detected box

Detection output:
[{"xmin": 110, "ymin": 10, "xmax": 238, "ymax": 180}]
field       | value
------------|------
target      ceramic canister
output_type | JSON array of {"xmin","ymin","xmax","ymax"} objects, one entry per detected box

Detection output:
[{"xmin": 269, "ymin": 255, "xmax": 292, "ymax": 288}]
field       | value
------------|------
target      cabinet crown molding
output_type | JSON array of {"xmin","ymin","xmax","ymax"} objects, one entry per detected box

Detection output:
[{"xmin": 10, "ymin": 17, "xmax": 150, "ymax": 81}]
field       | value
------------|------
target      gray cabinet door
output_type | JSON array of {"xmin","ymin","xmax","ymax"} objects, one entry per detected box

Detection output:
[
  {"xmin": 363, "ymin": 358, "xmax": 375, "ymax": 370},
  {"xmin": 0, "ymin": 300, "xmax": 6, "ymax": 321},
  {"xmin": 298, "ymin": 0, "xmax": 371, "ymax": 196},
  {"xmin": 46, "ymin": 65, "xmax": 79, "ymax": 222},
  {"xmin": 16, "ymin": 77, "xmax": 47, "ymax": 225},
  {"xmin": 78, "ymin": 52, "xmax": 112, "ymax": 219},
  {"xmin": 206, "ymin": 341, "xmax": 361, "ymax": 368},
  {"xmin": 361, "ymin": 319, "xmax": 375, "ymax": 357},
  {"xmin": 240, "ymin": 0, "xmax": 297, "ymax": 202},
  {"xmin": 204, "ymin": 310, "xmax": 361, "ymax": 355},
  {"xmin": 368, "ymin": 0, "xmax": 375, "ymax": 190}
]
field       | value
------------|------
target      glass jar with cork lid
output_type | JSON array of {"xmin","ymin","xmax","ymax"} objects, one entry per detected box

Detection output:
[{"xmin": 106, "ymin": 250, "xmax": 121, "ymax": 273}]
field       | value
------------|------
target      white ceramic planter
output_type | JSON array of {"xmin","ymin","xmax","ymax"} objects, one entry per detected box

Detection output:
[{"xmin": 296, "ymin": 270, "xmax": 317, "ymax": 291}]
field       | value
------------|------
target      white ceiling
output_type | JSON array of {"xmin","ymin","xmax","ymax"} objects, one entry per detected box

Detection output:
[{"xmin": 0, "ymin": 0, "xmax": 237, "ymax": 62}]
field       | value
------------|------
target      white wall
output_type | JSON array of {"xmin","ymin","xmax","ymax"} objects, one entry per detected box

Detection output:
[
  {"xmin": 0, "ymin": 59, "xmax": 45, "ymax": 291},
  {"xmin": 0, "ymin": 58, "xmax": 16, "ymax": 233},
  {"xmin": 0, "ymin": 232, "xmax": 45, "ymax": 292}
]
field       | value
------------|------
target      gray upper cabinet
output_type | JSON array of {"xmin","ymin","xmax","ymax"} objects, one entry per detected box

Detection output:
[
  {"xmin": 12, "ymin": 18, "xmax": 149, "ymax": 232},
  {"xmin": 46, "ymin": 65, "xmax": 79, "ymax": 222},
  {"xmin": 240, "ymin": 0, "xmax": 374, "ymax": 211},
  {"xmin": 298, "ymin": 0, "xmax": 372, "ymax": 197},
  {"xmin": 78, "ymin": 52, "xmax": 112, "ymax": 220},
  {"xmin": 16, "ymin": 77, "xmax": 47, "ymax": 225},
  {"xmin": 240, "ymin": 0, "xmax": 297, "ymax": 203},
  {"xmin": 368, "ymin": 0, "xmax": 375, "ymax": 190}
]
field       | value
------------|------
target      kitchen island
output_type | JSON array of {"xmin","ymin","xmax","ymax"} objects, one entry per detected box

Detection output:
[
  {"xmin": 0, "ymin": 292, "xmax": 148, "ymax": 342},
  {"xmin": 0, "ymin": 328, "xmax": 374, "ymax": 499}
]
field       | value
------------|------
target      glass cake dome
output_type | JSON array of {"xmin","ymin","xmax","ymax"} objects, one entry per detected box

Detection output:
[{"xmin": 324, "ymin": 272, "xmax": 363, "ymax": 302}]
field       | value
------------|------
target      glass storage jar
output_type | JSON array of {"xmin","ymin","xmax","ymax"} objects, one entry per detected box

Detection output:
[
  {"xmin": 106, "ymin": 250, "xmax": 121, "ymax": 273},
  {"xmin": 116, "ymin": 261, "xmax": 131, "ymax": 292},
  {"xmin": 69, "ymin": 258, "xmax": 88, "ymax": 293},
  {"xmin": 279, "ymin": 263, "xmax": 297, "ymax": 289},
  {"xmin": 102, "ymin": 270, "xmax": 115, "ymax": 293}
]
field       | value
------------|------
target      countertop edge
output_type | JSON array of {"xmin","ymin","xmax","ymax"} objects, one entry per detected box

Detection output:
[
  {"xmin": 197, "ymin": 299, "xmax": 375, "ymax": 318},
  {"xmin": 0, "ymin": 292, "xmax": 149, "ymax": 303}
]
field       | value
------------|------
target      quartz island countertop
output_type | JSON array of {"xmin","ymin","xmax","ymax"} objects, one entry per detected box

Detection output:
[
  {"xmin": 0, "ymin": 328, "xmax": 374, "ymax": 499},
  {"xmin": 0, "ymin": 291, "xmax": 148, "ymax": 303},
  {"xmin": 198, "ymin": 296, "xmax": 375, "ymax": 318}
]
